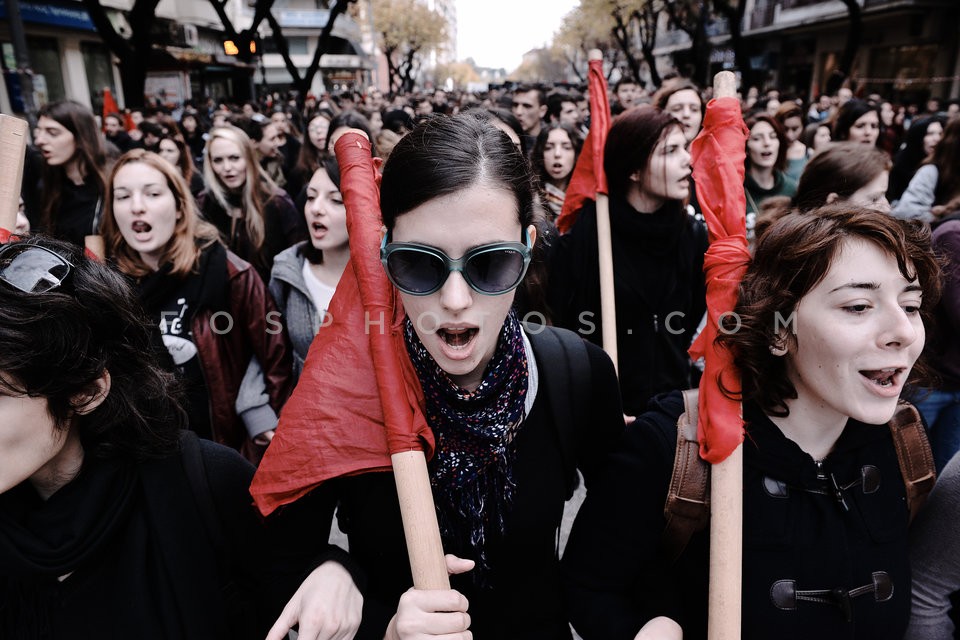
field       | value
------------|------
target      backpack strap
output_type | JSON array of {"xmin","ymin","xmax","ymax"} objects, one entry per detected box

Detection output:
[
  {"xmin": 887, "ymin": 401, "xmax": 936, "ymax": 523},
  {"xmin": 179, "ymin": 431, "xmax": 229, "ymax": 574},
  {"xmin": 661, "ymin": 389, "xmax": 710, "ymax": 564},
  {"xmin": 523, "ymin": 323, "xmax": 590, "ymax": 500}
]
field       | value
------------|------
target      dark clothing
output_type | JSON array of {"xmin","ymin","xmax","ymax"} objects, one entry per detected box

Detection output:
[
  {"xmin": 48, "ymin": 177, "xmax": 102, "ymax": 247},
  {"xmin": 547, "ymin": 197, "xmax": 708, "ymax": 415},
  {"xmin": 0, "ymin": 435, "xmax": 301, "ymax": 639},
  {"xmin": 744, "ymin": 170, "xmax": 798, "ymax": 217},
  {"xmin": 199, "ymin": 188, "xmax": 305, "ymax": 283},
  {"xmin": 930, "ymin": 215, "xmax": 960, "ymax": 389},
  {"xmin": 563, "ymin": 391, "xmax": 913, "ymax": 640},
  {"xmin": 280, "ymin": 327, "xmax": 624, "ymax": 639},
  {"xmin": 136, "ymin": 244, "xmax": 293, "ymax": 463},
  {"xmin": 106, "ymin": 130, "xmax": 137, "ymax": 153}
]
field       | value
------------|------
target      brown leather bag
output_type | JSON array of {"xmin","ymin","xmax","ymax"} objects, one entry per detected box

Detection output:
[{"xmin": 660, "ymin": 390, "xmax": 936, "ymax": 564}]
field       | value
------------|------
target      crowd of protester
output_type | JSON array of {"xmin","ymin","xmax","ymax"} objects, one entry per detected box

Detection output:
[{"xmin": 4, "ymin": 73, "xmax": 960, "ymax": 638}]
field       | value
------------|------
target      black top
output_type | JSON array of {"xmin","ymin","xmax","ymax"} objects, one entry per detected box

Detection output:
[
  {"xmin": 51, "ymin": 177, "xmax": 102, "ymax": 247},
  {"xmin": 547, "ymin": 197, "xmax": 708, "ymax": 415},
  {"xmin": 0, "ymin": 435, "xmax": 316, "ymax": 639},
  {"xmin": 562, "ymin": 391, "xmax": 913, "ymax": 640},
  {"xmin": 199, "ymin": 188, "xmax": 306, "ymax": 282},
  {"xmin": 278, "ymin": 327, "xmax": 624, "ymax": 639}
]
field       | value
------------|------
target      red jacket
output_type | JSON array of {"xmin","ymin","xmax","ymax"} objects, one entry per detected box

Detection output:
[{"xmin": 193, "ymin": 250, "xmax": 292, "ymax": 463}]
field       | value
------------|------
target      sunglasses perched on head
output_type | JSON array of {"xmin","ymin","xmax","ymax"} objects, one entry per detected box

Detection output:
[
  {"xmin": 0, "ymin": 243, "xmax": 74, "ymax": 293},
  {"xmin": 381, "ymin": 230, "xmax": 532, "ymax": 296}
]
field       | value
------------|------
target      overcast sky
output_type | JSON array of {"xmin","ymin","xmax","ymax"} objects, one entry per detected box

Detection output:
[{"xmin": 454, "ymin": 0, "xmax": 579, "ymax": 71}]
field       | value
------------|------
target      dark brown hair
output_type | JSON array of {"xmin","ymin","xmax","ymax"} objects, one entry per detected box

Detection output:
[
  {"xmin": 793, "ymin": 142, "xmax": 891, "ymax": 211},
  {"xmin": 745, "ymin": 113, "xmax": 788, "ymax": 173},
  {"xmin": 928, "ymin": 116, "xmax": 960, "ymax": 205},
  {"xmin": 38, "ymin": 100, "xmax": 107, "ymax": 233},
  {"xmin": 603, "ymin": 105, "xmax": 683, "ymax": 198},
  {"xmin": 717, "ymin": 203, "xmax": 941, "ymax": 416}
]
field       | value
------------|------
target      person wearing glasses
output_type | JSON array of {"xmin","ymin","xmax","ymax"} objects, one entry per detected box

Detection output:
[
  {"xmin": 0, "ymin": 236, "xmax": 307, "ymax": 638},
  {"xmin": 100, "ymin": 149, "xmax": 293, "ymax": 464},
  {"xmin": 547, "ymin": 105, "xmax": 708, "ymax": 420},
  {"xmin": 268, "ymin": 114, "xmax": 624, "ymax": 639}
]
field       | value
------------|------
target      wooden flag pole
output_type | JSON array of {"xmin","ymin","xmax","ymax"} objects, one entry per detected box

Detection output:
[
  {"xmin": 588, "ymin": 49, "xmax": 618, "ymax": 373},
  {"xmin": 393, "ymin": 450, "xmax": 451, "ymax": 589},
  {"xmin": 707, "ymin": 70, "xmax": 743, "ymax": 640},
  {"xmin": 0, "ymin": 115, "xmax": 28, "ymax": 233}
]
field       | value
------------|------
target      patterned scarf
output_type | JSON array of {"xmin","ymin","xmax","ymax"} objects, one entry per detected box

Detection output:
[{"xmin": 404, "ymin": 310, "xmax": 528, "ymax": 580}]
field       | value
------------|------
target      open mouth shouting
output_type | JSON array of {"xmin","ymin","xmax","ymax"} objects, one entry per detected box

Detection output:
[{"xmin": 859, "ymin": 367, "xmax": 907, "ymax": 396}]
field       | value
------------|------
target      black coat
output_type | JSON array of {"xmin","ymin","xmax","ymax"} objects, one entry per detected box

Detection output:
[
  {"xmin": 547, "ymin": 198, "xmax": 708, "ymax": 415},
  {"xmin": 562, "ymin": 391, "xmax": 913, "ymax": 640},
  {"xmin": 279, "ymin": 327, "xmax": 624, "ymax": 639},
  {"xmin": 0, "ymin": 435, "xmax": 312, "ymax": 639}
]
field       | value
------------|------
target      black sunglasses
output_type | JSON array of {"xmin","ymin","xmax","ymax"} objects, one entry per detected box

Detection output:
[
  {"xmin": 0, "ymin": 243, "xmax": 74, "ymax": 293},
  {"xmin": 381, "ymin": 230, "xmax": 532, "ymax": 296}
]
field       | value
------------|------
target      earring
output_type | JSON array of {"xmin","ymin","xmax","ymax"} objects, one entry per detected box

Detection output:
[{"xmin": 769, "ymin": 344, "xmax": 787, "ymax": 357}]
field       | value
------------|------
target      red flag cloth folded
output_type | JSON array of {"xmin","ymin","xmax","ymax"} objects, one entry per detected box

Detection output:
[
  {"xmin": 250, "ymin": 134, "xmax": 434, "ymax": 516},
  {"xmin": 688, "ymin": 96, "xmax": 751, "ymax": 464},
  {"xmin": 102, "ymin": 88, "xmax": 120, "ymax": 132},
  {"xmin": 555, "ymin": 57, "xmax": 611, "ymax": 235}
]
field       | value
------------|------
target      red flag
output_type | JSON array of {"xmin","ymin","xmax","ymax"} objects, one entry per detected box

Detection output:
[
  {"xmin": 250, "ymin": 134, "xmax": 435, "ymax": 515},
  {"xmin": 688, "ymin": 97, "xmax": 751, "ymax": 464},
  {"xmin": 555, "ymin": 57, "xmax": 611, "ymax": 235},
  {"xmin": 102, "ymin": 88, "xmax": 120, "ymax": 132}
]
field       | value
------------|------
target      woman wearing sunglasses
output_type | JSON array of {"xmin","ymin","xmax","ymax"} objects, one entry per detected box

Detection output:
[
  {"xmin": 0, "ymin": 236, "xmax": 308, "ymax": 638},
  {"xmin": 273, "ymin": 114, "xmax": 624, "ymax": 639},
  {"xmin": 100, "ymin": 149, "xmax": 293, "ymax": 464}
]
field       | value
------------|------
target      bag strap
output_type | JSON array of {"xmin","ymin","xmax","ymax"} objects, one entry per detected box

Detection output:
[
  {"xmin": 887, "ymin": 401, "xmax": 937, "ymax": 523},
  {"xmin": 523, "ymin": 323, "xmax": 590, "ymax": 500},
  {"xmin": 661, "ymin": 389, "xmax": 710, "ymax": 564},
  {"xmin": 660, "ymin": 397, "xmax": 937, "ymax": 565}
]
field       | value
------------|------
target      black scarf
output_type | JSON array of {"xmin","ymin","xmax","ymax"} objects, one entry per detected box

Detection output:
[{"xmin": 405, "ymin": 311, "xmax": 529, "ymax": 579}]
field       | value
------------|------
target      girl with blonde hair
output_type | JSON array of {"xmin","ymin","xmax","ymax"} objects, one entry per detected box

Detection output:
[{"xmin": 201, "ymin": 125, "xmax": 303, "ymax": 281}]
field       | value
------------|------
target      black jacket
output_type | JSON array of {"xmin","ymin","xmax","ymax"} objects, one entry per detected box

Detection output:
[
  {"xmin": 547, "ymin": 198, "xmax": 708, "ymax": 415},
  {"xmin": 278, "ymin": 326, "xmax": 624, "ymax": 639},
  {"xmin": 562, "ymin": 391, "xmax": 913, "ymax": 640}
]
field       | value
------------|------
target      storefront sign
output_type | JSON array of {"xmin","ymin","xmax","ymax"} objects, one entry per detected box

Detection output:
[{"xmin": 0, "ymin": 0, "xmax": 95, "ymax": 32}]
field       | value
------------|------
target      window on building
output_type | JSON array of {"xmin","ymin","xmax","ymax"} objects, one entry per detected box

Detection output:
[
  {"xmin": 6, "ymin": 37, "xmax": 67, "ymax": 105},
  {"xmin": 262, "ymin": 36, "xmax": 309, "ymax": 55},
  {"xmin": 81, "ymin": 42, "xmax": 117, "ymax": 115}
]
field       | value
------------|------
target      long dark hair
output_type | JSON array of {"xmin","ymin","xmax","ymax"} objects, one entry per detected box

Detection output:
[
  {"xmin": 0, "ymin": 236, "xmax": 183, "ymax": 459},
  {"xmin": 928, "ymin": 116, "xmax": 960, "ymax": 205},
  {"xmin": 38, "ymin": 101, "xmax": 107, "ymax": 234},
  {"xmin": 832, "ymin": 99, "xmax": 879, "ymax": 142},
  {"xmin": 301, "ymin": 154, "xmax": 342, "ymax": 266},
  {"xmin": 530, "ymin": 122, "xmax": 583, "ymax": 189},
  {"xmin": 603, "ymin": 105, "xmax": 683, "ymax": 198},
  {"xmin": 888, "ymin": 115, "xmax": 946, "ymax": 202}
]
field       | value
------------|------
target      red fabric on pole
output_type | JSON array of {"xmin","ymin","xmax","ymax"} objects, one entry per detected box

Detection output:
[
  {"xmin": 102, "ymin": 88, "xmax": 120, "ymax": 132},
  {"xmin": 250, "ymin": 134, "xmax": 434, "ymax": 516},
  {"xmin": 555, "ymin": 58, "xmax": 610, "ymax": 235},
  {"xmin": 688, "ymin": 97, "xmax": 751, "ymax": 464}
]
